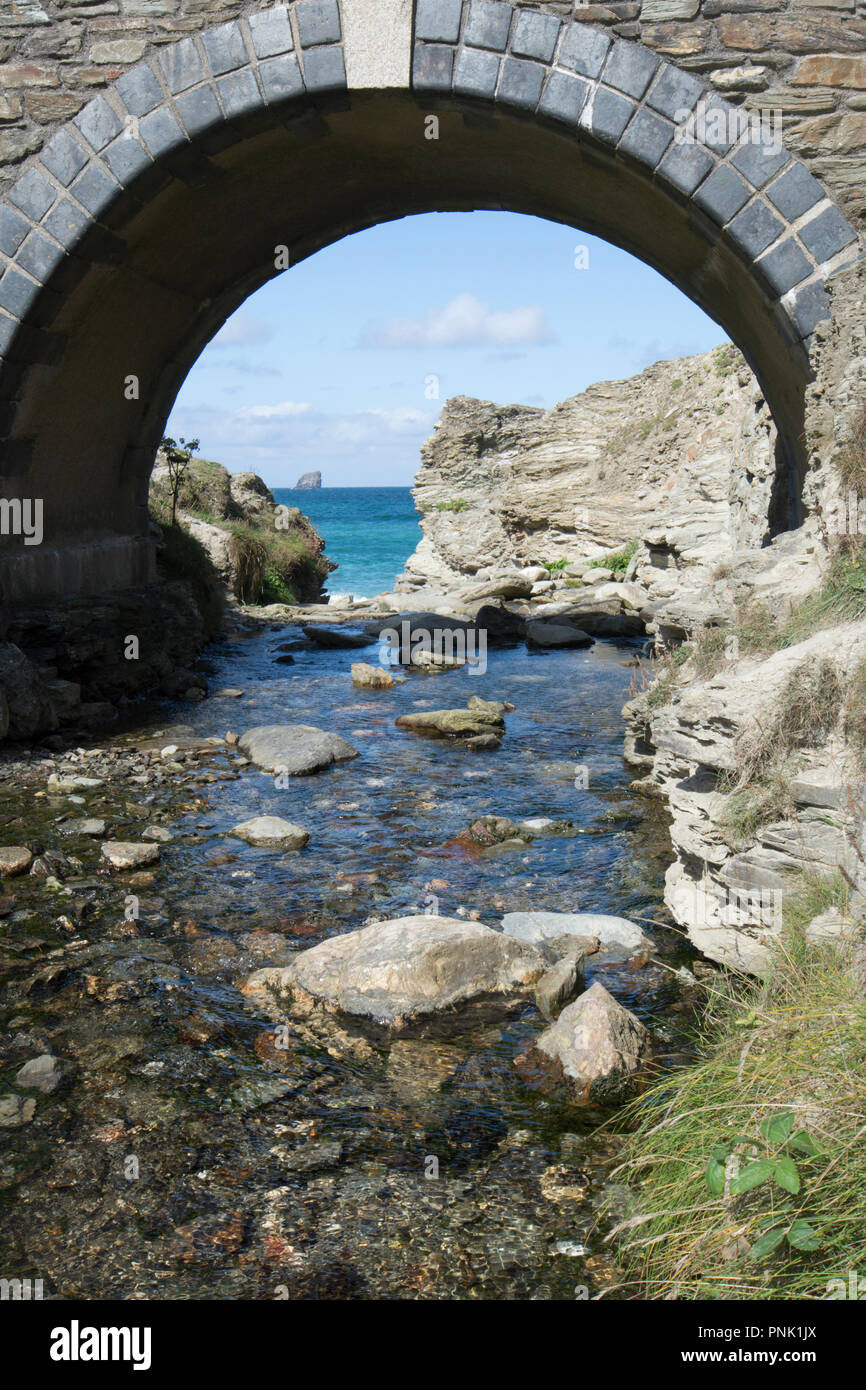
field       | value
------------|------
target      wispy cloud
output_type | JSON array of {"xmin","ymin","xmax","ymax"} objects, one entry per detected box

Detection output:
[
  {"xmin": 211, "ymin": 309, "xmax": 273, "ymax": 348},
  {"xmin": 236, "ymin": 400, "xmax": 313, "ymax": 420},
  {"xmin": 166, "ymin": 402, "xmax": 436, "ymax": 480},
  {"xmin": 361, "ymin": 292, "xmax": 555, "ymax": 349}
]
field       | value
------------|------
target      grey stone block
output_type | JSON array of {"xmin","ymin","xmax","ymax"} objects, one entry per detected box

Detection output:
[
  {"xmin": 618, "ymin": 108, "xmax": 673, "ymax": 167},
  {"xmin": 303, "ymin": 46, "xmax": 346, "ymax": 91},
  {"xmin": 454, "ymin": 46, "xmax": 501, "ymax": 98},
  {"xmin": 260, "ymin": 53, "xmax": 304, "ymax": 103},
  {"xmin": 756, "ymin": 237, "xmax": 811, "ymax": 295},
  {"xmin": 581, "ymin": 86, "xmax": 634, "ymax": 146},
  {"xmin": 296, "ymin": 0, "xmax": 341, "ymax": 47},
  {"xmin": 70, "ymin": 164, "xmax": 120, "ymax": 219},
  {"xmin": 412, "ymin": 44, "xmax": 454, "ymax": 93},
  {"xmin": 799, "ymin": 205, "xmax": 857, "ymax": 265},
  {"xmin": 647, "ymin": 63, "xmax": 703, "ymax": 121},
  {"xmin": 498, "ymin": 57, "xmax": 544, "ymax": 111},
  {"xmin": 43, "ymin": 199, "xmax": 90, "ymax": 252},
  {"xmin": 766, "ymin": 162, "xmax": 824, "ymax": 222},
  {"xmin": 693, "ymin": 93, "xmax": 745, "ymax": 155},
  {"xmin": 657, "ymin": 141, "xmax": 713, "ymax": 195},
  {"xmin": 9, "ymin": 169, "xmax": 56, "ymax": 222},
  {"xmin": 538, "ymin": 70, "xmax": 588, "ymax": 127},
  {"xmin": 0, "ymin": 267, "xmax": 40, "ymax": 320},
  {"xmin": 176, "ymin": 85, "xmax": 222, "ymax": 137},
  {"xmin": 40, "ymin": 129, "xmax": 89, "ymax": 187},
  {"xmin": 249, "ymin": 6, "xmax": 294, "ymax": 59},
  {"xmin": 116, "ymin": 65, "xmax": 163, "ymax": 119},
  {"xmin": 103, "ymin": 133, "xmax": 152, "ymax": 183},
  {"xmin": 158, "ymin": 37, "xmax": 206, "ymax": 94},
  {"xmin": 218, "ymin": 70, "xmax": 263, "ymax": 120},
  {"xmin": 790, "ymin": 279, "xmax": 829, "ymax": 338},
  {"xmin": 74, "ymin": 96, "xmax": 123, "ymax": 154},
  {"xmin": 0, "ymin": 205, "xmax": 29, "ymax": 258},
  {"xmin": 559, "ymin": 22, "xmax": 609, "ymax": 80},
  {"xmin": 203, "ymin": 21, "xmax": 248, "ymax": 77},
  {"xmin": 602, "ymin": 40, "xmax": 658, "ymax": 100},
  {"xmin": 139, "ymin": 108, "xmax": 187, "ymax": 159},
  {"xmin": 728, "ymin": 199, "xmax": 784, "ymax": 258},
  {"xmin": 511, "ymin": 11, "xmax": 559, "ymax": 63},
  {"xmin": 694, "ymin": 165, "xmax": 750, "ymax": 225},
  {"xmin": 16, "ymin": 230, "xmax": 64, "ymax": 285},
  {"xmin": 730, "ymin": 137, "xmax": 789, "ymax": 189},
  {"xmin": 415, "ymin": 0, "xmax": 462, "ymax": 44},
  {"xmin": 465, "ymin": 0, "xmax": 512, "ymax": 52}
]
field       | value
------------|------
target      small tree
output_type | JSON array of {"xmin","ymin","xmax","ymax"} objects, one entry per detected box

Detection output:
[{"xmin": 160, "ymin": 436, "xmax": 200, "ymax": 526}]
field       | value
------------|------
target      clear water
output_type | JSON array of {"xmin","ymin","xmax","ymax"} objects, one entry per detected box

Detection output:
[
  {"xmin": 0, "ymin": 627, "xmax": 691, "ymax": 1299},
  {"xmin": 273, "ymin": 487, "xmax": 421, "ymax": 599}
]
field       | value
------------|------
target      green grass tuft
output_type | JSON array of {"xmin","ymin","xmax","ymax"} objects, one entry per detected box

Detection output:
[{"xmin": 610, "ymin": 885, "xmax": 866, "ymax": 1300}]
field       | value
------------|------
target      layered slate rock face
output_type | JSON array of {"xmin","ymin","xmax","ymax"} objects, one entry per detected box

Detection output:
[
  {"xmin": 397, "ymin": 348, "xmax": 778, "ymax": 600},
  {"xmin": 249, "ymin": 915, "xmax": 547, "ymax": 1030}
]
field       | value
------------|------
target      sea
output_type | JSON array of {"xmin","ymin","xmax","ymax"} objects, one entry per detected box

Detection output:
[{"xmin": 272, "ymin": 486, "xmax": 421, "ymax": 599}]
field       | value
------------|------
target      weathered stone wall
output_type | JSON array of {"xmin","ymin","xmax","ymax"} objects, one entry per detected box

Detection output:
[{"xmin": 0, "ymin": 1, "xmax": 863, "ymax": 223}]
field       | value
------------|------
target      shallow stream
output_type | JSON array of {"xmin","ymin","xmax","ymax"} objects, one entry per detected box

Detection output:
[{"xmin": 0, "ymin": 622, "xmax": 694, "ymax": 1299}]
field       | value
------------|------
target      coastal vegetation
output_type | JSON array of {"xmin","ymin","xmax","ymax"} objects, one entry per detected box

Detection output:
[
  {"xmin": 149, "ymin": 454, "xmax": 333, "ymax": 608},
  {"xmin": 612, "ymin": 879, "xmax": 866, "ymax": 1300}
]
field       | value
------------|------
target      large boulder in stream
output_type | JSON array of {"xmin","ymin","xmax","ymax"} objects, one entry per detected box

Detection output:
[
  {"xmin": 530, "ymin": 982, "xmax": 651, "ymax": 1103},
  {"xmin": 244, "ymin": 915, "xmax": 546, "ymax": 1031},
  {"xmin": 238, "ymin": 724, "xmax": 359, "ymax": 775}
]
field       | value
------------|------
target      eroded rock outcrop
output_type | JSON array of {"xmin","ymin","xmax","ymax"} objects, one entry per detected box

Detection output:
[{"xmin": 396, "ymin": 347, "xmax": 777, "ymax": 630}]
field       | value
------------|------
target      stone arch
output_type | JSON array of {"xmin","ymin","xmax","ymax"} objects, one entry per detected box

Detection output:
[{"xmin": 0, "ymin": 0, "xmax": 859, "ymax": 600}]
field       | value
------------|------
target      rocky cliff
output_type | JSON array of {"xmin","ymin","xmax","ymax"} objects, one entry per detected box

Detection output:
[
  {"xmin": 397, "ymin": 346, "xmax": 778, "ymax": 607},
  {"xmin": 392, "ymin": 276, "xmax": 866, "ymax": 975},
  {"xmin": 623, "ymin": 262, "xmax": 866, "ymax": 974}
]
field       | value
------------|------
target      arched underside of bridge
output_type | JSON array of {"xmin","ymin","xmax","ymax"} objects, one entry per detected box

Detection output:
[{"xmin": 0, "ymin": 0, "xmax": 859, "ymax": 602}]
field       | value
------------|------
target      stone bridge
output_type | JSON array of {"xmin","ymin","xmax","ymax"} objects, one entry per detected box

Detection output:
[{"xmin": 0, "ymin": 0, "xmax": 862, "ymax": 603}]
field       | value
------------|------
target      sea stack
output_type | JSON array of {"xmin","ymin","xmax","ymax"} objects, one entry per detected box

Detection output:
[{"xmin": 296, "ymin": 471, "xmax": 322, "ymax": 489}]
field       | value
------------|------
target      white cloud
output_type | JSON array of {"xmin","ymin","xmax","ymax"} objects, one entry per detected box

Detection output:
[
  {"xmin": 236, "ymin": 400, "xmax": 313, "ymax": 419},
  {"xmin": 211, "ymin": 309, "xmax": 272, "ymax": 347},
  {"xmin": 361, "ymin": 292, "xmax": 555, "ymax": 349}
]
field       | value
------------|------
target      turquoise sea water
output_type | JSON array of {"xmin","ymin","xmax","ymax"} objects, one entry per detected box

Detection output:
[{"xmin": 273, "ymin": 486, "xmax": 421, "ymax": 599}]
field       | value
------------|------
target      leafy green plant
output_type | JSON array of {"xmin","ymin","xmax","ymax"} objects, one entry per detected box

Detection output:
[
  {"xmin": 545, "ymin": 557, "xmax": 571, "ymax": 574},
  {"xmin": 705, "ymin": 1111, "xmax": 822, "ymax": 1261},
  {"xmin": 435, "ymin": 497, "xmax": 469, "ymax": 513},
  {"xmin": 613, "ymin": 907, "xmax": 865, "ymax": 1300}
]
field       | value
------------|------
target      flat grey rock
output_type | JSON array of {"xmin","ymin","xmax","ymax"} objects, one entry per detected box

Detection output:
[
  {"xmin": 502, "ymin": 911, "xmax": 650, "ymax": 960},
  {"xmin": 250, "ymin": 915, "xmax": 546, "ymax": 1029},
  {"xmin": 229, "ymin": 816, "xmax": 309, "ymax": 849},
  {"xmin": 238, "ymin": 724, "xmax": 359, "ymax": 775},
  {"xmin": 526, "ymin": 619, "xmax": 593, "ymax": 648}
]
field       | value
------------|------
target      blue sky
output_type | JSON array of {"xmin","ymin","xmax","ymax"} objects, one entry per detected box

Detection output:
[{"xmin": 167, "ymin": 210, "xmax": 727, "ymax": 489}]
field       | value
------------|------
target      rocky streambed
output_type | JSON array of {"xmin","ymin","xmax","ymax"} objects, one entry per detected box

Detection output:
[{"xmin": 0, "ymin": 615, "xmax": 705, "ymax": 1300}]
